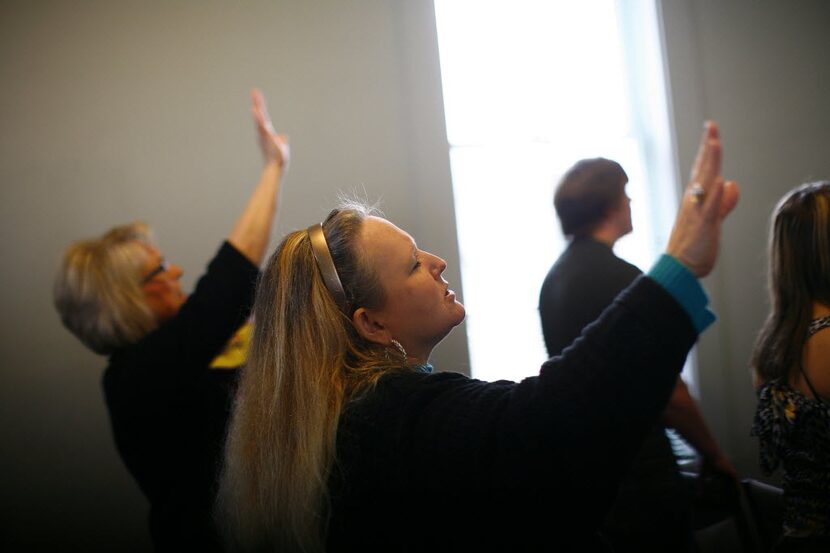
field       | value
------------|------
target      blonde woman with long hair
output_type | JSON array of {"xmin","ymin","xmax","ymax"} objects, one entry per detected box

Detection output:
[{"xmin": 219, "ymin": 122, "xmax": 739, "ymax": 551}]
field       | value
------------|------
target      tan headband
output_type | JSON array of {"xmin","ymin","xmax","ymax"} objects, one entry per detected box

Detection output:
[{"xmin": 307, "ymin": 223, "xmax": 348, "ymax": 314}]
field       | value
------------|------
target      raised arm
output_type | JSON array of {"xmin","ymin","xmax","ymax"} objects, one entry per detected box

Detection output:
[
  {"xmin": 546, "ymin": 121, "xmax": 740, "ymax": 431},
  {"xmin": 502, "ymin": 121, "xmax": 739, "ymax": 484},
  {"xmin": 228, "ymin": 88, "xmax": 290, "ymax": 265},
  {"xmin": 361, "ymin": 123, "xmax": 742, "ymax": 545},
  {"xmin": 667, "ymin": 121, "xmax": 739, "ymax": 278}
]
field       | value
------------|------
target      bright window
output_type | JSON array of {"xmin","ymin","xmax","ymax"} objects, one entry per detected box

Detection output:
[{"xmin": 434, "ymin": 0, "xmax": 680, "ymax": 382}]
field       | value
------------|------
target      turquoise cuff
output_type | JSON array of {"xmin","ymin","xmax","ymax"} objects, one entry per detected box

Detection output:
[{"xmin": 647, "ymin": 254, "xmax": 716, "ymax": 333}]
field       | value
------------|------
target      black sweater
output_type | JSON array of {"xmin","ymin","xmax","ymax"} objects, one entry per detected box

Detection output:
[
  {"xmin": 328, "ymin": 276, "xmax": 696, "ymax": 552},
  {"xmin": 539, "ymin": 236, "xmax": 642, "ymax": 357},
  {"xmin": 540, "ymin": 238, "xmax": 690, "ymax": 551},
  {"xmin": 103, "ymin": 242, "xmax": 258, "ymax": 552}
]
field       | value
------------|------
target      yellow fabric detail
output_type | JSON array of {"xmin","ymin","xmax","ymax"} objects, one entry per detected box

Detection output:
[
  {"xmin": 773, "ymin": 388, "xmax": 797, "ymax": 421},
  {"xmin": 784, "ymin": 397, "xmax": 796, "ymax": 421},
  {"xmin": 210, "ymin": 322, "xmax": 252, "ymax": 369}
]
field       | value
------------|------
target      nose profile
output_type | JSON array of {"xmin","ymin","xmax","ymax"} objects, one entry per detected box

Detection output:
[
  {"xmin": 171, "ymin": 263, "xmax": 184, "ymax": 279},
  {"xmin": 428, "ymin": 252, "xmax": 447, "ymax": 278}
]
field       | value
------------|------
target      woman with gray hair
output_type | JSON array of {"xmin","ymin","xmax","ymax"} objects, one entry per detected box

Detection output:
[{"xmin": 54, "ymin": 89, "xmax": 289, "ymax": 552}]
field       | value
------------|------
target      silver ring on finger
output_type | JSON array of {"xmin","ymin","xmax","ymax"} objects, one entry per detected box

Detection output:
[{"xmin": 689, "ymin": 183, "xmax": 705, "ymax": 204}]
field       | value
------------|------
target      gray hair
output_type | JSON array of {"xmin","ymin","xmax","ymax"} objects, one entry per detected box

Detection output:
[{"xmin": 53, "ymin": 222, "xmax": 158, "ymax": 354}]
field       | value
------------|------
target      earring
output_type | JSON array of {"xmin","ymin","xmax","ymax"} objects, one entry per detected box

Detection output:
[{"xmin": 390, "ymin": 339, "xmax": 407, "ymax": 361}]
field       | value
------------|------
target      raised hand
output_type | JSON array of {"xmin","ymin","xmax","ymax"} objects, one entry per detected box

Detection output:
[
  {"xmin": 227, "ymin": 89, "xmax": 290, "ymax": 265},
  {"xmin": 666, "ymin": 122, "xmax": 740, "ymax": 277},
  {"xmin": 252, "ymin": 88, "xmax": 290, "ymax": 170}
]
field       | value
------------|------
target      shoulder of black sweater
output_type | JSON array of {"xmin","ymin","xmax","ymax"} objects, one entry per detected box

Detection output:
[
  {"xmin": 211, "ymin": 240, "xmax": 261, "ymax": 278},
  {"xmin": 568, "ymin": 235, "xmax": 612, "ymax": 253},
  {"xmin": 349, "ymin": 369, "xmax": 472, "ymax": 405},
  {"xmin": 570, "ymin": 236, "xmax": 640, "ymax": 269},
  {"xmin": 104, "ymin": 241, "xmax": 259, "ymax": 393}
]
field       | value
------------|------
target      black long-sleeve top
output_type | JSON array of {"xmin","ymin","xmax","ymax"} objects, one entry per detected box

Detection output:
[
  {"xmin": 327, "ymin": 276, "xmax": 696, "ymax": 552},
  {"xmin": 539, "ymin": 237, "xmax": 691, "ymax": 551},
  {"xmin": 103, "ymin": 242, "xmax": 259, "ymax": 552},
  {"xmin": 539, "ymin": 236, "xmax": 642, "ymax": 357}
]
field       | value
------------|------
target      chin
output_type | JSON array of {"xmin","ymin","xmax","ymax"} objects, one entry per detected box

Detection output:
[{"xmin": 452, "ymin": 303, "xmax": 466, "ymax": 326}]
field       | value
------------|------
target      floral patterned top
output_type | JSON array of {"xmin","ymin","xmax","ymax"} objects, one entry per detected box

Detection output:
[{"xmin": 751, "ymin": 315, "xmax": 830, "ymax": 538}]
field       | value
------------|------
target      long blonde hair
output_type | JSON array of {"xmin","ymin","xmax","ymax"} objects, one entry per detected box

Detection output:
[
  {"xmin": 218, "ymin": 203, "xmax": 407, "ymax": 551},
  {"xmin": 53, "ymin": 222, "xmax": 156, "ymax": 354},
  {"xmin": 751, "ymin": 181, "xmax": 830, "ymax": 384}
]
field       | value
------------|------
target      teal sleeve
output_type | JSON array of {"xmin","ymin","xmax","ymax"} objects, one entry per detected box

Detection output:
[{"xmin": 647, "ymin": 254, "xmax": 716, "ymax": 333}]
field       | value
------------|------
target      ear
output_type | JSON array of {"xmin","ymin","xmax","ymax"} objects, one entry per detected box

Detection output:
[
  {"xmin": 605, "ymin": 200, "xmax": 627, "ymax": 226},
  {"xmin": 352, "ymin": 307, "xmax": 392, "ymax": 346}
]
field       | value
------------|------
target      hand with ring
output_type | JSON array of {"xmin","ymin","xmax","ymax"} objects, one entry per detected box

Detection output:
[
  {"xmin": 666, "ymin": 121, "xmax": 740, "ymax": 278},
  {"xmin": 689, "ymin": 183, "xmax": 705, "ymax": 204}
]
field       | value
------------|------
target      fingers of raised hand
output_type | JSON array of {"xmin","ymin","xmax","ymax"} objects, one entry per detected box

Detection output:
[
  {"xmin": 250, "ymin": 89, "xmax": 288, "ymax": 167},
  {"xmin": 720, "ymin": 180, "xmax": 740, "ymax": 218},
  {"xmin": 251, "ymin": 89, "xmax": 275, "ymax": 133},
  {"xmin": 692, "ymin": 126, "xmax": 721, "ymax": 186},
  {"xmin": 254, "ymin": 109, "xmax": 275, "ymax": 135},
  {"xmin": 686, "ymin": 122, "xmax": 724, "ymax": 207},
  {"xmin": 690, "ymin": 123, "xmax": 713, "ymax": 177},
  {"xmin": 701, "ymin": 176, "xmax": 725, "ymax": 219},
  {"xmin": 251, "ymin": 88, "xmax": 266, "ymax": 114},
  {"xmin": 277, "ymin": 134, "xmax": 290, "ymax": 167}
]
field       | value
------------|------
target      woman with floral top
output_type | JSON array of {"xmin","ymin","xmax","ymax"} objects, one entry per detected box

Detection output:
[{"xmin": 752, "ymin": 181, "xmax": 830, "ymax": 552}]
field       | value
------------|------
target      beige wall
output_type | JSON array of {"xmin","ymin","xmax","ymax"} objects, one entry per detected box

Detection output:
[{"xmin": 2, "ymin": 0, "xmax": 829, "ymax": 549}]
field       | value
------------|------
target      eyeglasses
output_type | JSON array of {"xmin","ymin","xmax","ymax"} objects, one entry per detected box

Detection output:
[{"xmin": 141, "ymin": 260, "xmax": 171, "ymax": 284}]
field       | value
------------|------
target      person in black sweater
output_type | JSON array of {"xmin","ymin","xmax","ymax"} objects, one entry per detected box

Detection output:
[
  {"xmin": 539, "ymin": 158, "xmax": 735, "ymax": 551},
  {"xmin": 53, "ymin": 89, "xmax": 289, "ymax": 551},
  {"xmin": 218, "ymin": 122, "xmax": 739, "ymax": 552}
]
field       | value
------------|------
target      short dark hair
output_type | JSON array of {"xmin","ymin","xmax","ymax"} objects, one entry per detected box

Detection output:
[{"xmin": 553, "ymin": 158, "xmax": 628, "ymax": 237}]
